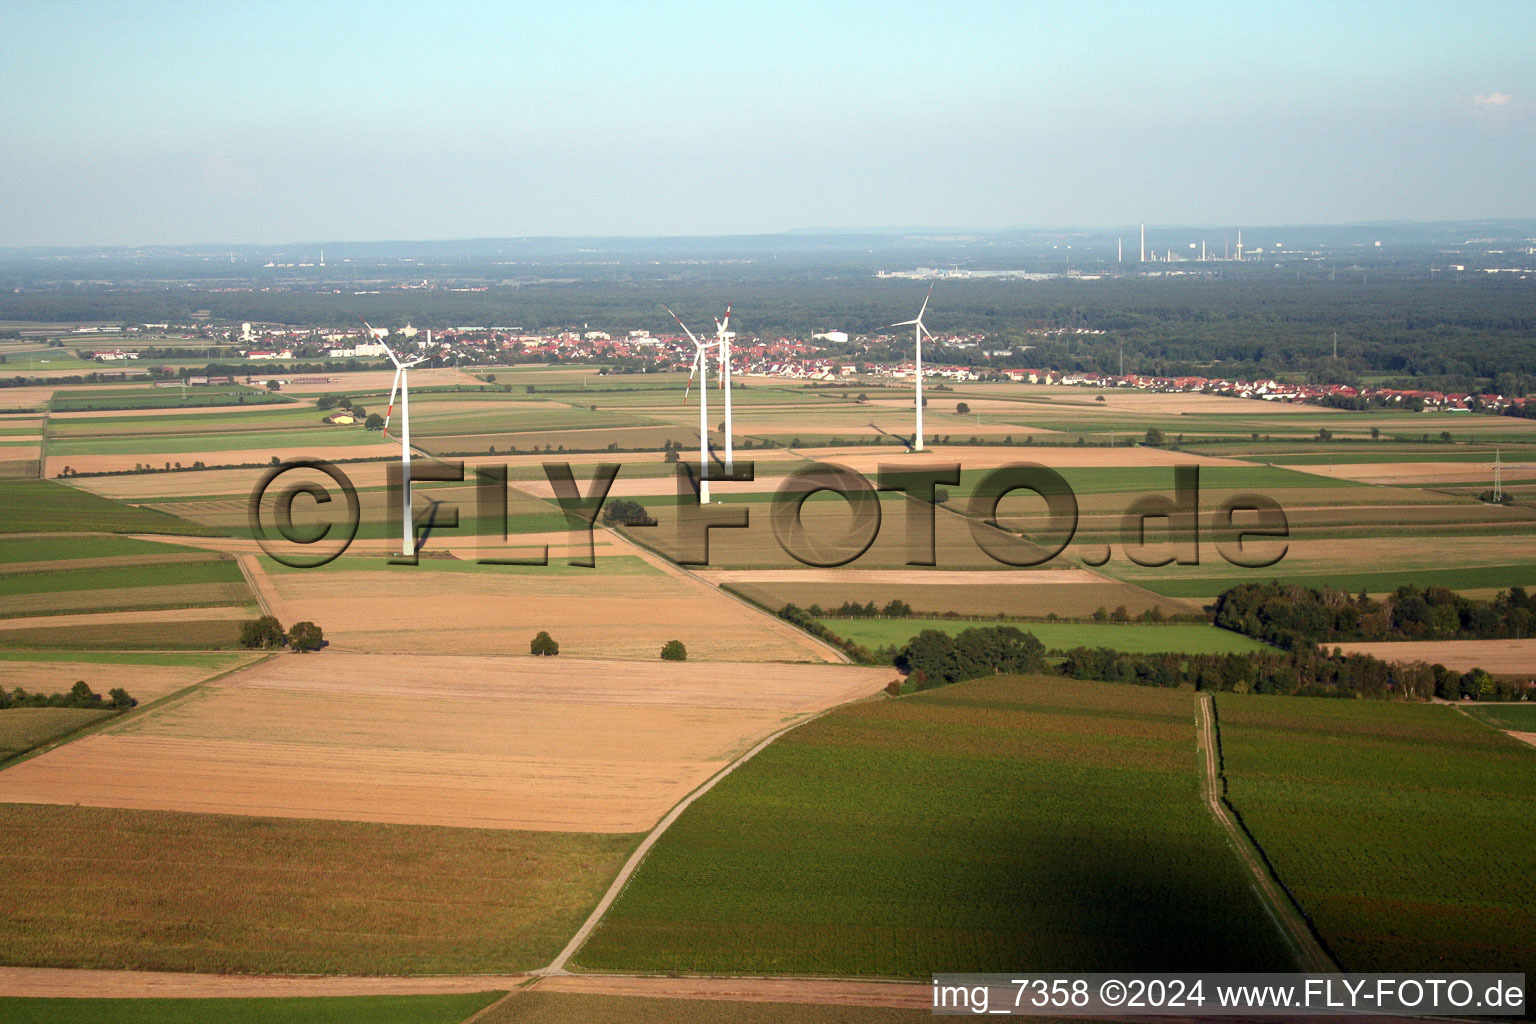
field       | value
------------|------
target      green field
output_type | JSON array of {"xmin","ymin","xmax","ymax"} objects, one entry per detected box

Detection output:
[
  {"xmin": 475, "ymin": 993, "xmax": 929, "ymax": 1024},
  {"xmin": 0, "ymin": 707, "xmax": 115, "ymax": 759},
  {"xmin": 1214, "ymin": 694, "xmax": 1536, "ymax": 972},
  {"xmin": 0, "ymin": 993, "xmax": 503, "ymax": 1024},
  {"xmin": 0, "ymin": 558, "xmax": 242, "ymax": 597},
  {"xmin": 818, "ymin": 618, "xmax": 1268, "ymax": 654},
  {"xmin": 574, "ymin": 674, "xmax": 1294, "ymax": 976},
  {"xmin": 1131, "ymin": 564, "xmax": 1536, "ymax": 598},
  {"xmin": 1463, "ymin": 703, "xmax": 1536, "ymax": 732},
  {"xmin": 0, "ymin": 804, "xmax": 638, "ymax": 974},
  {"xmin": 49, "ymin": 427, "xmax": 387, "ymax": 456},
  {"xmin": 0, "ymin": 480, "xmax": 215, "ymax": 535},
  {"xmin": 0, "ymin": 535, "xmax": 188, "ymax": 563},
  {"xmin": 49, "ymin": 386, "xmax": 290, "ymax": 412},
  {"xmin": 0, "ymin": 618, "xmax": 243, "ymax": 651}
]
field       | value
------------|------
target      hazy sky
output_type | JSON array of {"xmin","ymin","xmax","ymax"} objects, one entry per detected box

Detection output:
[{"xmin": 2, "ymin": 0, "xmax": 1532, "ymax": 246}]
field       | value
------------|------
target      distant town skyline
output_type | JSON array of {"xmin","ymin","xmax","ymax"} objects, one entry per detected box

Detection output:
[{"xmin": 1, "ymin": 0, "xmax": 1532, "ymax": 247}]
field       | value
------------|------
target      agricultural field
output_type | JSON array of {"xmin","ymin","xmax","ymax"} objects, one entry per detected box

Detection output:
[
  {"xmin": 573, "ymin": 674, "xmax": 1295, "ymax": 976},
  {"xmin": 475, "ymin": 991, "xmax": 929, "ymax": 1023},
  {"xmin": 720, "ymin": 574, "xmax": 1195, "ymax": 621},
  {"xmin": 48, "ymin": 384, "xmax": 289, "ymax": 412},
  {"xmin": 1463, "ymin": 703, "xmax": 1536, "ymax": 732},
  {"xmin": 1337, "ymin": 638, "xmax": 1536, "ymax": 675},
  {"xmin": 0, "ymin": 803, "xmax": 633, "ymax": 974},
  {"xmin": 1213, "ymin": 694, "xmax": 1536, "ymax": 973},
  {"xmin": 252, "ymin": 552, "xmax": 834, "ymax": 660},
  {"xmin": 0, "ymin": 480, "xmax": 214, "ymax": 536},
  {"xmin": 0, "ymin": 994, "xmax": 505, "ymax": 1024},
  {"xmin": 0, "ymin": 708, "xmax": 114, "ymax": 760},
  {"xmin": 0, "ymin": 652, "xmax": 889, "ymax": 831},
  {"xmin": 819, "ymin": 618, "xmax": 1268, "ymax": 654}
]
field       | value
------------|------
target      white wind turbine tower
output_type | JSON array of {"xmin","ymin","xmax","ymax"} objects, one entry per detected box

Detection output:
[
  {"xmin": 714, "ymin": 303, "xmax": 735, "ymax": 473},
  {"xmin": 366, "ymin": 319, "xmax": 430, "ymax": 556},
  {"xmin": 667, "ymin": 306, "xmax": 714, "ymax": 503},
  {"xmin": 886, "ymin": 287, "xmax": 934, "ymax": 452}
]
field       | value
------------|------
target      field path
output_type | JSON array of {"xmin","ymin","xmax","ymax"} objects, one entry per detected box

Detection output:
[
  {"xmin": 1196, "ymin": 693, "xmax": 1338, "ymax": 974},
  {"xmin": 541, "ymin": 700, "xmax": 857, "ymax": 974},
  {"xmin": 236, "ymin": 554, "xmax": 278, "ymax": 617}
]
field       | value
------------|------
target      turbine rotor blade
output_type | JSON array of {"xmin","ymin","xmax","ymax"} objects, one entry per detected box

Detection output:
[
  {"xmin": 383, "ymin": 367, "xmax": 401, "ymax": 434},
  {"xmin": 663, "ymin": 305, "xmax": 703, "ymax": 347}
]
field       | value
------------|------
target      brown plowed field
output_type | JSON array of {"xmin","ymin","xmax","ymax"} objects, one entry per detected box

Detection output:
[
  {"xmin": 1337, "ymin": 638, "xmax": 1536, "ymax": 675},
  {"xmin": 0, "ymin": 652, "xmax": 890, "ymax": 831}
]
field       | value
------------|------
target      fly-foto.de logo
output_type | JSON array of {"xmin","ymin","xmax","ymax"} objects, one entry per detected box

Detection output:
[{"xmin": 248, "ymin": 459, "xmax": 1289, "ymax": 571}]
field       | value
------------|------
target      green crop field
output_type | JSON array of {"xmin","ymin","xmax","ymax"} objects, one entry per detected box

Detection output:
[
  {"xmin": 0, "ymin": 480, "xmax": 216, "ymax": 535},
  {"xmin": 1463, "ymin": 703, "xmax": 1536, "ymax": 732},
  {"xmin": 0, "ymin": 993, "xmax": 504, "ymax": 1024},
  {"xmin": 1129, "ymin": 564, "xmax": 1536, "ymax": 598},
  {"xmin": 48, "ymin": 427, "xmax": 387, "ymax": 456},
  {"xmin": 818, "ymin": 618, "xmax": 1268, "ymax": 654},
  {"xmin": 0, "ymin": 558, "xmax": 242, "ymax": 597},
  {"xmin": 0, "ymin": 804, "xmax": 638, "ymax": 975},
  {"xmin": 0, "ymin": 707, "xmax": 114, "ymax": 759},
  {"xmin": 0, "ymin": 535, "xmax": 189, "ymax": 563},
  {"xmin": 1213, "ymin": 694, "xmax": 1536, "ymax": 972},
  {"xmin": 48, "ymin": 386, "xmax": 289, "ymax": 412},
  {"xmin": 574, "ymin": 674, "xmax": 1294, "ymax": 977},
  {"xmin": 0, "ymin": 618, "xmax": 243, "ymax": 651},
  {"xmin": 474, "ymin": 993, "xmax": 930, "ymax": 1024},
  {"xmin": 0, "ymin": 651, "xmax": 251, "ymax": 667}
]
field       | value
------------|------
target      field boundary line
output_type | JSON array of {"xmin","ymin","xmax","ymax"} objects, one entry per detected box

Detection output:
[
  {"xmin": 1196, "ymin": 692, "xmax": 1340, "ymax": 974},
  {"xmin": 543, "ymin": 702, "xmax": 853, "ymax": 975},
  {"xmin": 236, "ymin": 553, "xmax": 276, "ymax": 617}
]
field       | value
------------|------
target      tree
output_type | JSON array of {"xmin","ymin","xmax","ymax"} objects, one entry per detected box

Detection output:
[
  {"xmin": 266, "ymin": 380, "xmax": 281, "ymax": 391},
  {"xmin": 365, "ymin": 413, "xmax": 385, "ymax": 431},
  {"xmin": 956, "ymin": 402, "xmax": 970, "ymax": 414},
  {"xmin": 602, "ymin": 498, "xmax": 653, "ymax": 527},
  {"xmin": 239, "ymin": 615, "xmax": 285, "ymax": 649},
  {"xmin": 664, "ymin": 449, "xmax": 679, "ymax": 463},
  {"xmin": 107, "ymin": 687, "xmax": 136, "ymax": 708},
  {"xmin": 317, "ymin": 396, "xmax": 338, "ymax": 410},
  {"xmin": 288, "ymin": 621, "xmax": 324, "ymax": 652},
  {"xmin": 1144, "ymin": 427, "xmax": 1165, "ymax": 446},
  {"xmin": 660, "ymin": 640, "xmax": 687, "ymax": 661},
  {"xmin": 530, "ymin": 630, "xmax": 560, "ymax": 656}
]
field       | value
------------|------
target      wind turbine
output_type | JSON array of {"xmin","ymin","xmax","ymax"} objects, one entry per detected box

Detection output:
[
  {"xmin": 366, "ymin": 319, "xmax": 430, "ymax": 555},
  {"xmin": 886, "ymin": 287, "xmax": 934, "ymax": 452},
  {"xmin": 667, "ymin": 306, "xmax": 714, "ymax": 503},
  {"xmin": 714, "ymin": 303, "xmax": 734, "ymax": 473}
]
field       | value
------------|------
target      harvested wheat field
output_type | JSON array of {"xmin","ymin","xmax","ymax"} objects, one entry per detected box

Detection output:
[
  {"xmin": 254, "ymin": 556, "xmax": 831, "ymax": 660},
  {"xmin": 1337, "ymin": 639, "xmax": 1536, "ymax": 675},
  {"xmin": 0, "ymin": 654, "xmax": 257, "ymax": 702},
  {"xmin": 1288, "ymin": 461, "xmax": 1536, "ymax": 486},
  {"xmin": 0, "ymin": 652, "xmax": 890, "ymax": 831}
]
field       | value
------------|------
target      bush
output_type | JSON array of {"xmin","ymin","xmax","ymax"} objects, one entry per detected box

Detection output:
[
  {"xmin": 602, "ymin": 498, "xmax": 654, "ymax": 527},
  {"xmin": 660, "ymin": 640, "xmax": 687, "ymax": 661},
  {"xmin": 239, "ymin": 615, "xmax": 285, "ymax": 649},
  {"xmin": 530, "ymin": 630, "xmax": 560, "ymax": 656}
]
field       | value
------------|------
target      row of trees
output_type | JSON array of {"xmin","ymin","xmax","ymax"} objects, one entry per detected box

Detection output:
[
  {"xmin": 239, "ymin": 616, "xmax": 324, "ymax": 652},
  {"xmin": 0, "ymin": 680, "xmax": 135, "ymax": 710},
  {"xmin": 1214, "ymin": 582, "xmax": 1536, "ymax": 645},
  {"xmin": 880, "ymin": 624, "xmax": 1519, "ymax": 701}
]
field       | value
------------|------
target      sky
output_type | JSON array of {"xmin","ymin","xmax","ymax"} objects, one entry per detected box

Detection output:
[{"xmin": 1, "ymin": 0, "xmax": 1533, "ymax": 246}]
